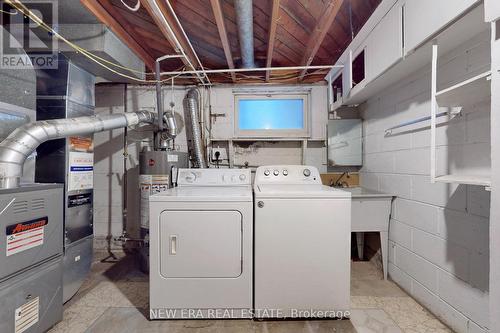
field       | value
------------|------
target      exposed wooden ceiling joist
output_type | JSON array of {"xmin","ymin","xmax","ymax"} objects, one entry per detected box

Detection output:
[
  {"xmin": 298, "ymin": 0, "xmax": 344, "ymax": 80},
  {"xmin": 80, "ymin": 0, "xmax": 380, "ymax": 84},
  {"xmin": 210, "ymin": 0, "xmax": 236, "ymax": 82},
  {"xmin": 80, "ymin": 0, "xmax": 156, "ymax": 70},
  {"xmin": 140, "ymin": 0, "xmax": 199, "ymax": 71},
  {"xmin": 265, "ymin": 0, "xmax": 280, "ymax": 82}
]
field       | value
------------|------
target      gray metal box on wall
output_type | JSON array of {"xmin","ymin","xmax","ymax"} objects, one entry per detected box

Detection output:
[{"xmin": 327, "ymin": 119, "xmax": 363, "ymax": 166}]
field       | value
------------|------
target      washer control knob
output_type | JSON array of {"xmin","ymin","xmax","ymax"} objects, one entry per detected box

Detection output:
[
  {"xmin": 282, "ymin": 169, "xmax": 288, "ymax": 176},
  {"xmin": 273, "ymin": 169, "xmax": 280, "ymax": 176},
  {"xmin": 185, "ymin": 172, "xmax": 196, "ymax": 182},
  {"xmin": 303, "ymin": 168, "xmax": 311, "ymax": 177},
  {"xmin": 264, "ymin": 169, "xmax": 270, "ymax": 176},
  {"xmin": 239, "ymin": 174, "xmax": 246, "ymax": 181}
]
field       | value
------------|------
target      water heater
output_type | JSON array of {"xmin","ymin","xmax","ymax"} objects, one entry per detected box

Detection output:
[{"xmin": 138, "ymin": 149, "xmax": 188, "ymax": 272}]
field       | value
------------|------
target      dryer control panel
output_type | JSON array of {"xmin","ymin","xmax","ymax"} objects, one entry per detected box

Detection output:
[
  {"xmin": 255, "ymin": 165, "xmax": 321, "ymax": 185},
  {"xmin": 177, "ymin": 168, "xmax": 251, "ymax": 186}
]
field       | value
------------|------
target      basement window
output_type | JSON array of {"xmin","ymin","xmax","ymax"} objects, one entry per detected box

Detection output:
[
  {"xmin": 352, "ymin": 49, "xmax": 365, "ymax": 86},
  {"xmin": 234, "ymin": 94, "xmax": 309, "ymax": 138}
]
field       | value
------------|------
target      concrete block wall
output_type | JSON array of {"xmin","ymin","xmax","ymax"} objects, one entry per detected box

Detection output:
[
  {"xmin": 94, "ymin": 84, "xmax": 127, "ymax": 243},
  {"xmin": 360, "ymin": 31, "xmax": 491, "ymax": 332}
]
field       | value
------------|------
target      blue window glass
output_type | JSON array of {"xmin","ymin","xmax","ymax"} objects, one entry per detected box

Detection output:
[{"xmin": 238, "ymin": 99, "xmax": 304, "ymax": 130}]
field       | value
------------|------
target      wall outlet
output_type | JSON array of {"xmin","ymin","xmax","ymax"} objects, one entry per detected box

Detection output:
[{"xmin": 211, "ymin": 147, "xmax": 228, "ymax": 161}]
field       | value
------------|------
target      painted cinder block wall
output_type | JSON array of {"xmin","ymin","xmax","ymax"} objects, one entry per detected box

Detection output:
[{"xmin": 359, "ymin": 31, "xmax": 491, "ymax": 332}]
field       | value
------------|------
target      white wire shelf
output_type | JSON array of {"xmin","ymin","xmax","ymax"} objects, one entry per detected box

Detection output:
[
  {"xmin": 435, "ymin": 71, "xmax": 491, "ymax": 107},
  {"xmin": 430, "ymin": 42, "xmax": 491, "ymax": 190},
  {"xmin": 434, "ymin": 174, "xmax": 491, "ymax": 187}
]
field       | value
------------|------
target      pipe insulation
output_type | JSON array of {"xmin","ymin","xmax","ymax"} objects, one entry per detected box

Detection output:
[
  {"xmin": 234, "ymin": 0, "xmax": 255, "ymax": 68},
  {"xmin": 0, "ymin": 110, "xmax": 156, "ymax": 189},
  {"xmin": 184, "ymin": 89, "xmax": 206, "ymax": 168}
]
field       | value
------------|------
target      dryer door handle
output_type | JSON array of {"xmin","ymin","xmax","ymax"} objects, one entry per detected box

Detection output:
[{"xmin": 170, "ymin": 235, "xmax": 177, "ymax": 255}]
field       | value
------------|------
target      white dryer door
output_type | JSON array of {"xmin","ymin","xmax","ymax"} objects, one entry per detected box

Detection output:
[{"xmin": 159, "ymin": 210, "xmax": 242, "ymax": 278}]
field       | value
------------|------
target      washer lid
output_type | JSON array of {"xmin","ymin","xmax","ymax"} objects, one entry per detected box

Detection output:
[
  {"xmin": 150, "ymin": 186, "xmax": 253, "ymax": 202},
  {"xmin": 254, "ymin": 184, "xmax": 351, "ymax": 198}
]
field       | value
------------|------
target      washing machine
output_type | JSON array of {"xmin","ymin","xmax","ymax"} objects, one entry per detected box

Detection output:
[
  {"xmin": 149, "ymin": 168, "xmax": 253, "ymax": 319},
  {"xmin": 253, "ymin": 165, "xmax": 351, "ymax": 319}
]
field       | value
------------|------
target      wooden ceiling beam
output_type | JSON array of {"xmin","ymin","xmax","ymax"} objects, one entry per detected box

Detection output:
[
  {"xmin": 80, "ymin": 0, "xmax": 156, "ymax": 70},
  {"xmin": 210, "ymin": 0, "xmax": 236, "ymax": 82},
  {"xmin": 140, "ymin": 0, "xmax": 199, "ymax": 71},
  {"xmin": 265, "ymin": 0, "xmax": 280, "ymax": 82},
  {"xmin": 298, "ymin": 0, "xmax": 344, "ymax": 80}
]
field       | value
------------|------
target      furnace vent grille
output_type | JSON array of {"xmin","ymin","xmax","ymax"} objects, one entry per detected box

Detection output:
[
  {"xmin": 31, "ymin": 198, "xmax": 45, "ymax": 211},
  {"xmin": 12, "ymin": 201, "xmax": 28, "ymax": 214}
]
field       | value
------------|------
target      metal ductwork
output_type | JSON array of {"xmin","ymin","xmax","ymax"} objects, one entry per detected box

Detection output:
[
  {"xmin": 184, "ymin": 89, "xmax": 206, "ymax": 168},
  {"xmin": 162, "ymin": 110, "xmax": 178, "ymax": 139},
  {"xmin": 155, "ymin": 59, "xmax": 178, "ymax": 141},
  {"xmin": 58, "ymin": 24, "xmax": 146, "ymax": 82},
  {"xmin": 0, "ymin": 111, "xmax": 156, "ymax": 189},
  {"xmin": 234, "ymin": 0, "xmax": 256, "ymax": 68}
]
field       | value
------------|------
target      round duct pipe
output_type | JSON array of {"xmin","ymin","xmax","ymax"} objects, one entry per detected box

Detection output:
[
  {"xmin": 0, "ymin": 111, "xmax": 156, "ymax": 189},
  {"xmin": 234, "ymin": 0, "xmax": 255, "ymax": 68}
]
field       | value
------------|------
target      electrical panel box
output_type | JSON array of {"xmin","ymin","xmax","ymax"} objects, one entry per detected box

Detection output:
[{"xmin": 327, "ymin": 119, "xmax": 363, "ymax": 166}]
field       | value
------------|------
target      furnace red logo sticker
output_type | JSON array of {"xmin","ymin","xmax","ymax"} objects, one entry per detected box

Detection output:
[{"xmin": 6, "ymin": 217, "xmax": 48, "ymax": 256}]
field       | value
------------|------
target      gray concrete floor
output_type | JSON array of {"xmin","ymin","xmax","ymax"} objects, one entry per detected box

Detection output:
[{"xmin": 48, "ymin": 251, "xmax": 453, "ymax": 333}]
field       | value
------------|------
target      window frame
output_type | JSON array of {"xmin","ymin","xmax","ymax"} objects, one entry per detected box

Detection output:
[
  {"xmin": 234, "ymin": 93, "xmax": 310, "ymax": 138},
  {"xmin": 351, "ymin": 48, "xmax": 366, "ymax": 86}
]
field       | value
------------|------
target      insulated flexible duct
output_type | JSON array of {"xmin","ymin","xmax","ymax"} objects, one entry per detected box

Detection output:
[
  {"xmin": 184, "ymin": 89, "xmax": 206, "ymax": 168},
  {"xmin": 0, "ymin": 110, "xmax": 156, "ymax": 189}
]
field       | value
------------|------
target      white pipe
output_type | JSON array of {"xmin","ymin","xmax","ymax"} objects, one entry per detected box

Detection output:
[
  {"xmin": 430, "ymin": 42, "xmax": 438, "ymax": 183},
  {"xmin": 146, "ymin": 0, "xmax": 210, "ymax": 85},
  {"xmin": 160, "ymin": 65, "xmax": 343, "ymax": 76},
  {"xmin": 164, "ymin": 0, "xmax": 211, "ymax": 84},
  {"xmin": 121, "ymin": 0, "xmax": 140, "ymax": 12},
  {"xmin": 157, "ymin": 54, "xmax": 185, "ymax": 62}
]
